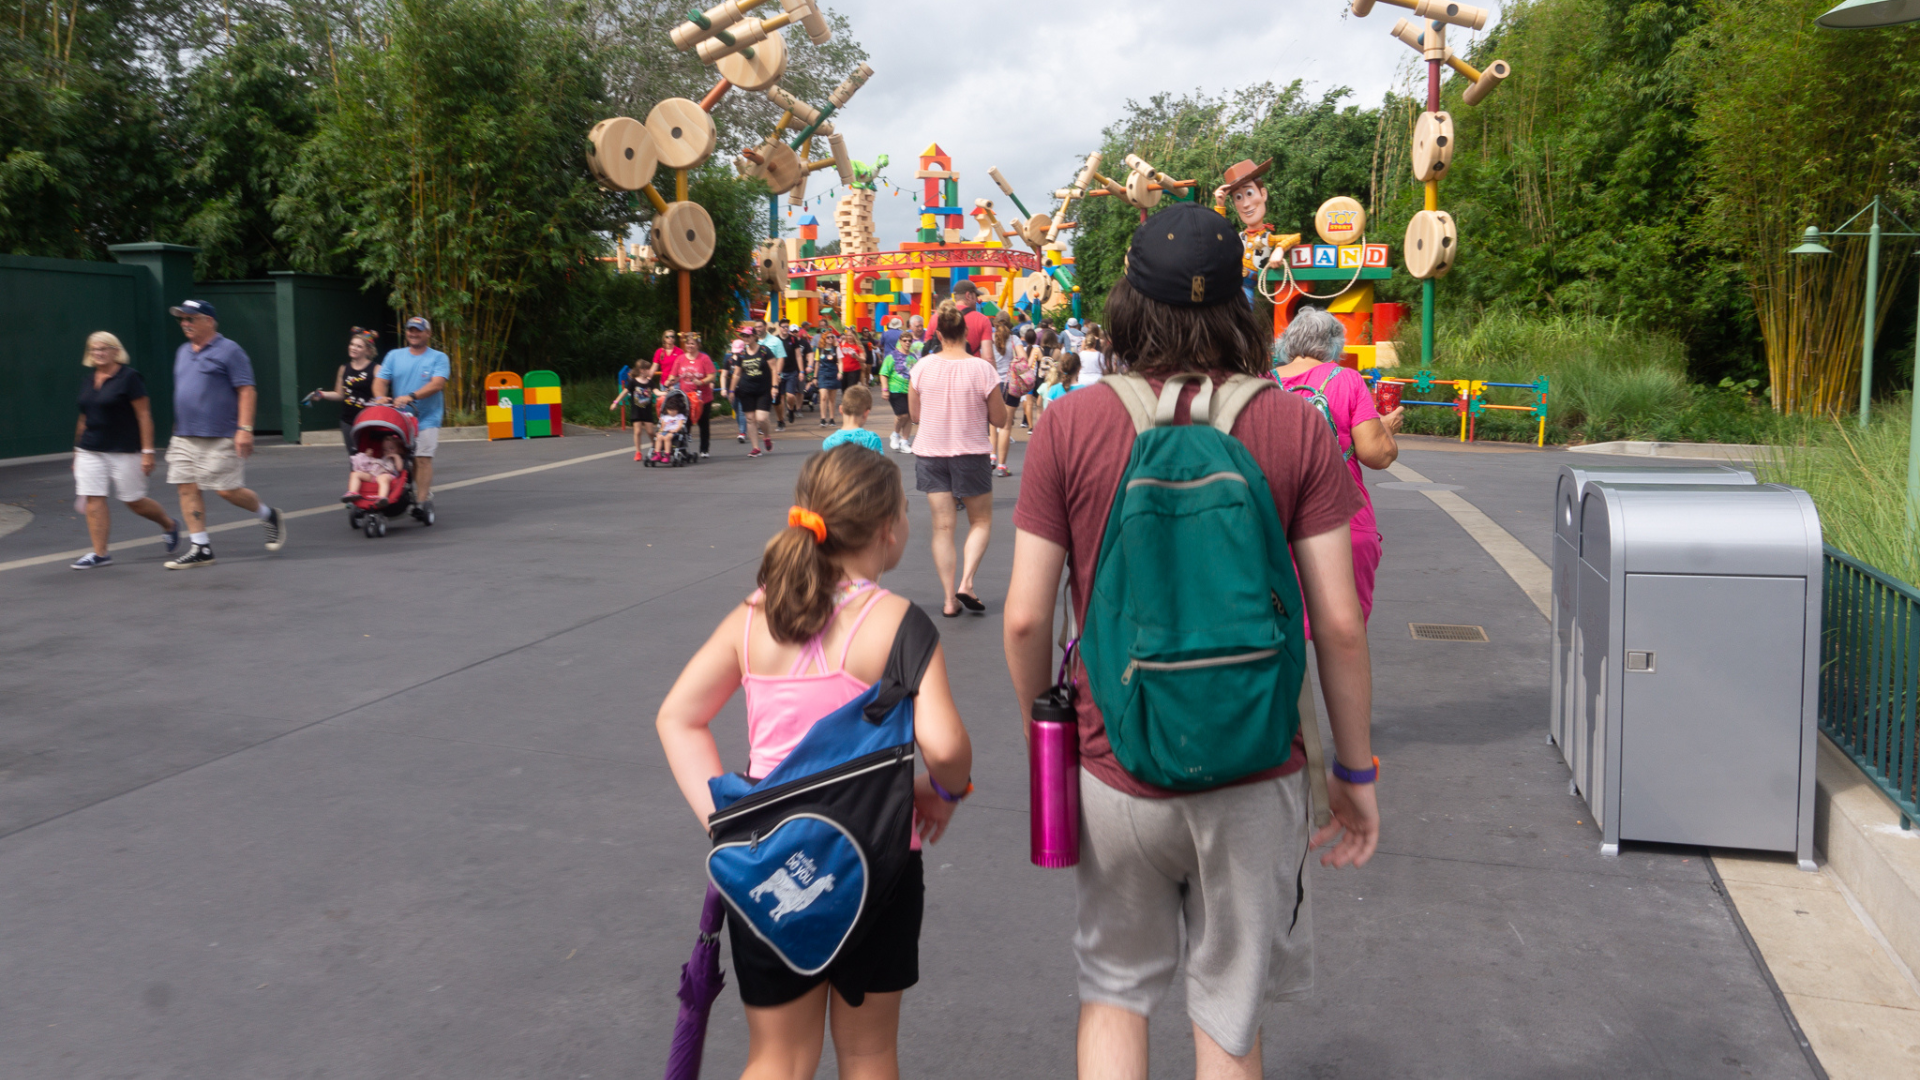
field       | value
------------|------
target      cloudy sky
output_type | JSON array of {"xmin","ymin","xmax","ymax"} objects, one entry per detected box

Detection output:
[{"xmin": 792, "ymin": 0, "xmax": 1502, "ymax": 251}]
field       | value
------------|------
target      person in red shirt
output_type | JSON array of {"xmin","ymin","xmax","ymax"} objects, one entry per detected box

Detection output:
[
  {"xmin": 664, "ymin": 331, "xmax": 716, "ymax": 457},
  {"xmin": 950, "ymin": 279, "xmax": 994, "ymax": 357},
  {"xmin": 1002, "ymin": 203, "xmax": 1379, "ymax": 1077}
]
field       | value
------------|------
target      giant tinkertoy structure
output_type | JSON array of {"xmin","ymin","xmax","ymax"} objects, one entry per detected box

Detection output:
[
  {"xmin": 1349, "ymin": 0, "xmax": 1510, "ymax": 370},
  {"xmin": 583, "ymin": 0, "xmax": 869, "ymax": 332}
]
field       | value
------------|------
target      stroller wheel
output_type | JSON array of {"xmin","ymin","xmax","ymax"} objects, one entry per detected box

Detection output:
[
  {"xmin": 376, "ymin": 517, "xmax": 388, "ymax": 537},
  {"xmin": 363, "ymin": 515, "xmax": 377, "ymax": 538},
  {"xmin": 348, "ymin": 508, "xmax": 362, "ymax": 529}
]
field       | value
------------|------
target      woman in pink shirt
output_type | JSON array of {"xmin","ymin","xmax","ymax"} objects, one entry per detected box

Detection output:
[
  {"xmin": 908, "ymin": 300, "xmax": 1009, "ymax": 617},
  {"xmin": 1270, "ymin": 306, "xmax": 1404, "ymax": 620},
  {"xmin": 655, "ymin": 445, "xmax": 974, "ymax": 1075}
]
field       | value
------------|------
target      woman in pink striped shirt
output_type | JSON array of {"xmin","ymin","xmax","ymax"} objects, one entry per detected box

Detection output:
[{"xmin": 908, "ymin": 300, "xmax": 1009, "ymax": 617}]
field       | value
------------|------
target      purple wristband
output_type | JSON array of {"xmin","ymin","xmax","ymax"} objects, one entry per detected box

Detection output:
[
  {"xmin": 1331, "ymin": 756, "xmax": 1380, "ymax": 785},
  {"xmin": 929, "ymin": 775, "xmax": 972, "ymax": 803}
]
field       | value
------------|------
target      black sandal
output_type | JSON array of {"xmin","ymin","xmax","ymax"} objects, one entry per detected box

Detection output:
[
  {"xmin": 955, "ymin": 592, "xmax": 986, "ymax": 613},
  {"xmin": 941, "ymin": 604, "xmax": 963, "ymax": 618}
]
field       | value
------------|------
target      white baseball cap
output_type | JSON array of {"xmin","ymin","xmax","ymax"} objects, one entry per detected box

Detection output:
[{"xmin": 1067, "ymin": 317, "xmax": 1081, "ymax": 327}]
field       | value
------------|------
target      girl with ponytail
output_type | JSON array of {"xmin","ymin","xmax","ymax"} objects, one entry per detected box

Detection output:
[{"xmin": 656, "ymin": 443, "xmax": 974, "ymax": 1075}]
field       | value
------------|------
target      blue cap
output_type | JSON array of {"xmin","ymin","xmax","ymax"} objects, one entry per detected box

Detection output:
[{"xmin": 168, "ymin": 299, "xmax": 218, "ymax": 320}]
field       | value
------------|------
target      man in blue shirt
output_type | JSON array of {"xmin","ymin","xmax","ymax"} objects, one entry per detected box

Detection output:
[
  {"xmin": 374, "ymin": 315, "xmax": 451, "ymax": 506},
  {"xmin": 161, "ymin": 299, "xmax": 286, "ymax": 569}
]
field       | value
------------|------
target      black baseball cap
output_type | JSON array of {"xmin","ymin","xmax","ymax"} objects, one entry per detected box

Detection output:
[
  {"xmin": 1124, "ymin": 203, "xmax": 1246, "ymax": 308},
  {"xmin": 168, "ymin": 299, "xmax": 218, "ymax": 320},
  {"xmin": 951, "ymin": 279, "xmax": 979, "ymax": 297}
]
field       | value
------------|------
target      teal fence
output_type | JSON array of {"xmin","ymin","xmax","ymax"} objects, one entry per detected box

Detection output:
[
  {"xmin": 0, "ymin": 245, "xmax": 389, "ymax": 458},
  {"xmin": 1821, "ymin": 544, "xmax": 1920, "ymax": 826}
]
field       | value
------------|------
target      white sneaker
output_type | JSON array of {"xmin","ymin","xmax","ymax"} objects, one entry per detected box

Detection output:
[
  {"xmin": 899, "ymin": 440, "xmax": 913, "ymax": 455},
  {"xmin": 889, "ymin": 432, "xmax": 900, "ymax": 450}
]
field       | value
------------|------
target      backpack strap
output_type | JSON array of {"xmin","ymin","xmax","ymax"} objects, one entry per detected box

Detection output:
[
  {"xmin": 1296, "ymin": 676, "xmax": 1334, "ymax": 830},
  {"xmin": 1100, "ymin": 374, "xmax": 1159, "ymax": 434},
  {"xmin": 1157, "ymin": 373, "xmax": 1214, "ymax": 426},
  {"xmin": 1209, "ymin": 374, "xmax": 1272, "ymax": 436},
  {"xmin": 862, "ymin": 603, "xmax": 940, "ymax": 724}
]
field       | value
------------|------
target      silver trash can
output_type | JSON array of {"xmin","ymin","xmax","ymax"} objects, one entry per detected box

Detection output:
[
  {"xmin": 1577, "ymin": 482, "xmax": 1820, "ymax": 867},
  {"xmin": 1550, "ymin": 465, "xmax": 1755, "ymax": 789}
]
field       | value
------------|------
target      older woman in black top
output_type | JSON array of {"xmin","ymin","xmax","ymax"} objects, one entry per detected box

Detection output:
[
  {"xmin": 307, "ymin": 328, "xmax": 382, "ymax": 450},
  {"xmin": 71, "ymin": 331, "xmax": 180, "ymax": 569}
]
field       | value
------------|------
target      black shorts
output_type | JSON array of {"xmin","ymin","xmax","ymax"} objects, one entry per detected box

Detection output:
[
  {"xmin": 915, "ymin": 453, "xmax": 994, "ymax": 498},
  {"xmin": 735, "ymin": 387, "xmax": 773, "ymax": 414},
  {"xmin": 888, "ymin": 391, "xmax": 911, "ymax": 416},
  {"xmin": 728, "ymin": 851, "xmax": 923, "ymax": 1008},
  {"xmin": 1001, "ymin": 388, "xmax": 1022, "ymax": 410},
  {"xmin": 780, "ymin": 372, "xmax": 803, "ymax": 396}
]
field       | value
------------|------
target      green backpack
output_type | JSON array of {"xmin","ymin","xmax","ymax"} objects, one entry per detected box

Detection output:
[{"xmin": 1079, "ymin": 373, "xmax": 1310, "ymax": 792}]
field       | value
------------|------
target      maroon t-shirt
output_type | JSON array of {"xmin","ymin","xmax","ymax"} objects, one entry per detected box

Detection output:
[
  {"xmin": 1012, "ymin": 373, "xmax": 1365, "ymax": 799},
  {"xmin": 962, "ymin": 308, "xmax": 993, "ymax": 357}
]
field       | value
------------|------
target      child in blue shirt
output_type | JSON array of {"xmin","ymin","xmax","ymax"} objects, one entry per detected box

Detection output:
[{"xmin": 820, "ymin": 384, "xmax": 886, "ymax": 453}]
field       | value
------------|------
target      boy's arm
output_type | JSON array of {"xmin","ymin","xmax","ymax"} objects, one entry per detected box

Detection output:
[{"xmin": 1292, "ymin": 525, "xmax": 1379, "ymax": 868}]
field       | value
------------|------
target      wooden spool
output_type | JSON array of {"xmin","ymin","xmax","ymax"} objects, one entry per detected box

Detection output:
[
  {"xmin": 738, "ymin": 139, "xmax": 805, "ymax": 195},
  {"xmin": 1125, "ymin": 170, "xmax": 1164, "ymax": 210},
  {"xmin": 586, "ymin": 117, "xmax": 657, "ymax": 193},
  {"xmin": 1022, "ymin": 212, "xmax": 1052, "ymax": 249},
  {"xmin": 754, "ymin": 239, "xmax": 789, "ymax": 286},
  {"xmin": 656, "ymin": 201, "xmax": 717, "ymax": 271},
  {"xmin": 1314, "ymin": 196, "xmax": 1367, "ymax": 246},
  {"xmin": 716, "ymin": 29, "xmax": 787, "ymax": 92},
  {"xmin": 1404, "ymin": 210, "xmax": 1457, "ymax": 279},
  {"xmin": 1412, "ymin": 111, "xmax": 1455, "ymax": 182},
  {"xmin": 1019, "ymin": 272, "xmax": 1054, "ymax": 303},
  {"xmin": 646, "ymin": 98, "xmax": 717, "ymax": 171}
]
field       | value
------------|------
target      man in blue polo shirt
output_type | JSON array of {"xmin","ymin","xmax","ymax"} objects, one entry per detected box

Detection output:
[
  {"xmin": 374, "ymin": 315, "xmax": 451, "ymax": 508},
  {"xmin": 161, "ymin": 298, "xmax": 287, "ymax": 569}
]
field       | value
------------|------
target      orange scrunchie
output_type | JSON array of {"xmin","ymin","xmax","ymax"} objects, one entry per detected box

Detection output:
[{"xmin": 788, "ymin": 506, "xmax": 827, "ymax": 545}]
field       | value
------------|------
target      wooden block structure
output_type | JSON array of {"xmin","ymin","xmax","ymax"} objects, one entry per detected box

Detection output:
[
  {"xmin": 523, "ymin": 370, "xmax": 564, "ymax": 438},
  {"xmin": 485, "ymin": 372, "xmax": 525, "ymax": 441},
  {"xmin": 915, "ymin": 144, "xmax": 962, "ymax": 243},
  {"xmin": 834, "ymin": 189, "xmax": 878, "ymax": 255}
]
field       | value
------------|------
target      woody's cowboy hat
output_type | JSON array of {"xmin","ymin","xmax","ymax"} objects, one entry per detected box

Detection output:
[{"xmin": 1220, "ymin": 159, "xmax": 1273, "ymax": 193}]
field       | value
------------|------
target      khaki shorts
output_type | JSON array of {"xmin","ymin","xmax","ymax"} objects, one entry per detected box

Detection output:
[
  {"xmin": 165, "ymin": 436, "xmax": 246, "ymax": 491},
  {"xmin": 1074, "ymin": 766, "xmax": 1314, "ymax": 1057},
  {"xmin": 414, "ymin": 426, "xmax": 440, "ymax": 458}
]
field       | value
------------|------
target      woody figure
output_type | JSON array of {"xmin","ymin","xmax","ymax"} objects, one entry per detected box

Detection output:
[{"xmin": 1213, "ymin": 158, "xmax": 1300, "ymax": 303}]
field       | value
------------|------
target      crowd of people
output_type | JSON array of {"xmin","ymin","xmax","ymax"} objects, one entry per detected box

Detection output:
[{"xmin": 656, "ymin": 203, "xmax": 1405, "ymax": 1079}]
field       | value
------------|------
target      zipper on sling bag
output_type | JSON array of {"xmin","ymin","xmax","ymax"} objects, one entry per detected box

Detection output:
[{"xmin": 707, "ymin": 745, "xmax": 915, "ymax": 832}]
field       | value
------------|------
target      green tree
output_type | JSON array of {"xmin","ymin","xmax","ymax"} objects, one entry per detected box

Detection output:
[{"xmin": 280, "ymin": 0, "xmax": 626, "ymax": 411}]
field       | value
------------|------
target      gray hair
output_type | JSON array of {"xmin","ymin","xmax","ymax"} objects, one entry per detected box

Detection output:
[{"xmin": 1273, "ymin": 306, "xmax": 1344, "ymax": 365}]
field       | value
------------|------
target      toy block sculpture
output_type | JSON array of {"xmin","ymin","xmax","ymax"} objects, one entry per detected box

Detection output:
[
  {"xmin": 522, "ymin": 370, "xmax": 564, "ymax": 438},
  {"xmin": 484, "ymin": 371, "xmax": 525, "ymax": 440}
]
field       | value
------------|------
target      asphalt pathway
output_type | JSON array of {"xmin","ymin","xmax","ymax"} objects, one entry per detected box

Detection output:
[{"xmin": 0, "ymin": 427, "xmax": 1812, "ymax": 1077}]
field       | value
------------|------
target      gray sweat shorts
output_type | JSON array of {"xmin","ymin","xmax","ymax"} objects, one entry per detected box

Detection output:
[{"xmin": 1074, "ymin": 765, "xmax": 1314, "ymax": 1057}]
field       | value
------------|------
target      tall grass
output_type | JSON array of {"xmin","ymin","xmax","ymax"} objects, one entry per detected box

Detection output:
[
  {"xmin": 1758, "ymin": 402, "xmax": 1918, "ymax": 588},
  {"xmin": 1384, "ymin": 310, "xmax": 1784, "ymax": 445}
]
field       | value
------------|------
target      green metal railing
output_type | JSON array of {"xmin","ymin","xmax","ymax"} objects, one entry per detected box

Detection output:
[{"xmin": 1822, "ymin": 544, "xmax": 1920, "ymax": 827}]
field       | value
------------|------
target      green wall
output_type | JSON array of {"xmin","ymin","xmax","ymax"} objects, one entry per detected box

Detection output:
[{"xmin": 0, "ymin": 245, "xmax": 390, "ymax": 459}]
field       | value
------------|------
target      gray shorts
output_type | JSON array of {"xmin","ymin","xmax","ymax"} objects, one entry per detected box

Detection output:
[
  {"xmin": 1074, "ymin": 766, "xmax": 1314, "ymax": 1057},
  {"xmin": 914, "ymin": 453, "xmax": 993, "ymax": 498}
]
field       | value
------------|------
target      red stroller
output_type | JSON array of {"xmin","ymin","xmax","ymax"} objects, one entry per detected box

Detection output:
[{"xmin": 344, "ymin": 405, "xmax": 435, "ymax": 537}]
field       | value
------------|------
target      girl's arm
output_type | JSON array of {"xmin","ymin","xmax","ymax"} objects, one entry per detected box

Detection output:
[
  {"xmin": 656, "ymin": 605, "xmax": 748, "ymax": 825},
  {"xmin": 908, "ymin": 642, "xmax": 973, "ymax": 844}
]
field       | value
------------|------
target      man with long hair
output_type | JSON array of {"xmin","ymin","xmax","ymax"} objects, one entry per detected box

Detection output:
[{"xmin": 1003, "ymin": 203, "xmax": 1380, "ymax": 1078}]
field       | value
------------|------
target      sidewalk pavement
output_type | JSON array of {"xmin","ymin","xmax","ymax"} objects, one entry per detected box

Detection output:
[{"xmin": 0, "ymin": 422, "xmax": 1823, "ymax": 1076}]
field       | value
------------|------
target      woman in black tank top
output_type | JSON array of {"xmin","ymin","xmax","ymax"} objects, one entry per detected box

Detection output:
[{"xmin": 308, "ymin": 329, "xmax": 382, "ymax": 451}]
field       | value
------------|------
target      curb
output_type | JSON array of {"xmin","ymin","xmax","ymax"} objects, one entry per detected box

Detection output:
[{"xmin": 1816, "ymin": 735, "xmax": 1920, "ymax": 979}]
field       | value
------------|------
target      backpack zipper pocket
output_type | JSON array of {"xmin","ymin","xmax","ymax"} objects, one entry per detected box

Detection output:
[
  {"xmin": 1125, "ymin": 471, "xmax": 1247, "ymax": 492},
  {"xmin": 1121, "ymin": 648, "xmax": 1279, "ymax": 686},
  {"xmin": 708, "ymin": 745, "xmax": 915, "ymax": 832}
]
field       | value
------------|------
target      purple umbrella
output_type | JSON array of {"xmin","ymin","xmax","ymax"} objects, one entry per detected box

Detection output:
[{"xmin": 664, "ymin": 884, "xmax": 728, "ymax": 1080}]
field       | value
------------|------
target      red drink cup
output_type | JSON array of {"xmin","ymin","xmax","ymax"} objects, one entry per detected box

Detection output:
[{"xmin": 1375, "ymin": 381, "xmax": 1403, "ymax": 414}]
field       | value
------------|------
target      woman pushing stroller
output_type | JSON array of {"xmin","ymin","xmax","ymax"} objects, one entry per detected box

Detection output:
[{"xmin": 656, "ymin": 445, "xmax": 975, "ymax": 1078}]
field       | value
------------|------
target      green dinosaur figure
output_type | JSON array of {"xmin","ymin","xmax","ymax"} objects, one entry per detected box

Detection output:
[{"xmin": 850, "ymin": 153, "xmax": 890, "ymax": 191}]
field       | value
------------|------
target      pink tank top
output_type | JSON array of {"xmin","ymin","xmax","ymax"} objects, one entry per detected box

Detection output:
[{"xmin": 741, "ymin": 581, "xmax": 889, "ymax": 780}]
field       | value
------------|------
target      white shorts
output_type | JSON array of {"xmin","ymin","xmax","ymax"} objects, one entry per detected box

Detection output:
[
  {"xmin": 414, "ymin": 426, "xmax": 440, "ymax": 458},
  {"xmin": 73, "ymin": 449, "xmax": 149, "ymax": 502},
  {"xmin": 165, "ymin": 436, "xmax": 246, "ymax": 491}
]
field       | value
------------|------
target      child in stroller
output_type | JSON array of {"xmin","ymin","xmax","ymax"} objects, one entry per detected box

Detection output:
[
  {"xmin": 342, "ymin": 403, "xmax": 434, "ymax": 536},
  {"xmin": 343, "ymin": 433, "xmax": 404, "ymax": 507},
  {"xmin": 645, "ymin": 389, "xmax": 699, "ymax": 467}
]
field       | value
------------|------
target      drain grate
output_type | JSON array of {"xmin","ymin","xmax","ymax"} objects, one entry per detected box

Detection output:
[{"xmin": 1409, "ymin": 623, "xmax": 1489, "ymax": 642}]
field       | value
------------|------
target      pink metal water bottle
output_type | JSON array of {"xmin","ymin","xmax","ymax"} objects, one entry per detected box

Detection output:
[{"xmin": 1029, "ymin": 683, "xmax": 1081, "ymax": 868}]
